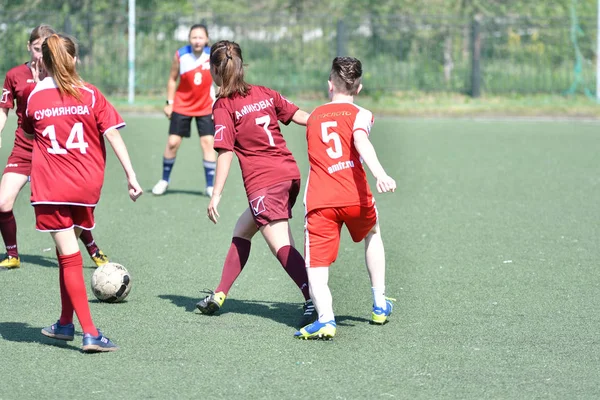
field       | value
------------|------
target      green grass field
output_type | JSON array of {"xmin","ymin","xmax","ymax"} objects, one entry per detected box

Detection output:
[{"xmin": 1, "ymin": 116, "xmax": 599, "ymax": 399}]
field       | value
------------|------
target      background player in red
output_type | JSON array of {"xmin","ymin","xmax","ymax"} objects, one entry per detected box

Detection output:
[
  {"xmin": 295, "ymin": 57, "xmax": 397, "ymax": 340},
  {"xmin": 152, "ymin": 24, "xmax": 216, "ymax": 197},
  {"xmin": 21, "ymin": 34, "xmax": 143, "ymax": 352},
  {"xmin": 0, "ymin": 25, "xmax": 110, "ymax": 270},
  {"xmin": 195, "ymin": 40, "xmax": 315, "ymax": 325}
]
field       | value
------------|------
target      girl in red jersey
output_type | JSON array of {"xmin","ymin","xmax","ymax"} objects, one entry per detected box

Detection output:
[
  {"xmin": 0, "ymin": 25, "xmax": 110, "ymax": 271},
  {"xmin": 152, "ymin": 24, "xmax": 216, "ymax": 197},
  {"xmin": 295, "ymin": 57, "xmax": 396, "ymax": 340},
  {"xmin": 21, "ymin": 34, "xmax": 143, "ymax": 352},
  {"xmin": 195, "ymin": 40, "xmax": 315, "ymax": 326}
]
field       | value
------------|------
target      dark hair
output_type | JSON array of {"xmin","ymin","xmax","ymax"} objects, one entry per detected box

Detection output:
[
  {"xmin": 29, "ymin": 24, "xmax": 56, "ymax": 43},
  {"xmin": 329, "ymin": 57, "xmax": 363, "ymax": 95},
  {"xmin": 42, "ymin": 34, "xmax": 84, "ymax": 101},
  {"xmin": 210, "ymin": 40, "xmax": 250, "ymax": 98},
  {"xmin": 189, "ymin": 24, "xmax": 209, "ymax": 38}
]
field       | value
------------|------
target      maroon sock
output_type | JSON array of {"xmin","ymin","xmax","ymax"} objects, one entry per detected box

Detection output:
[
  {"xmin": 58, "ymin": 251, "xmax": 98, "ymax": 336},
  {"xmin": 79, "ymin": 230, "xmax": 99, "ymax": 256},
  {"xmin": 0, "ymin": 211, "xmax": 18, "ymax": 257},
  {"xmin": 276, "ymin": 245, "xmax": 310, "ymax": 301},
  {"xmin": 215, "ymin": 237, "xmax": 251, "ymax": 295}
]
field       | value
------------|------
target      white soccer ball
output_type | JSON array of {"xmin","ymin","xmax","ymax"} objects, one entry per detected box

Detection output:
[{"xmin": 91, "ymin": 262, "xmax": 132, "ymax": 303}]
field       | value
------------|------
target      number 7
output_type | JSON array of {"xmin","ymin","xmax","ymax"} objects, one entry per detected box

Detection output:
[{"xmin": 255, "ymin": 115, "xmax": 275, "ymax": 147}]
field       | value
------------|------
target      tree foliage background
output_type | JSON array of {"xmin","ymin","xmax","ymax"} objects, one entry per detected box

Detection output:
[{"xmin": 0, "ymin": 0, "xmax": 596, "ymax": 95}]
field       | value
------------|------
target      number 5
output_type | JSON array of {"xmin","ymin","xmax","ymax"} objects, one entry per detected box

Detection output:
[{"xmin": 321, "ymin": 121, "xmax": 343, "ymax": 159}]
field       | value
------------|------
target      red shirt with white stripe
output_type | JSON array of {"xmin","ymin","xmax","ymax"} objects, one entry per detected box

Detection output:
[
  {"xmin": 21, "ymin": 77, "xmax": 125, "ymax": 206},
  {"xmin": 212, "ymin": 85, "xmax": 300, "ymax": 196},
  {"xmin": 0, "ymin": 63, "xmax": 36, "ymax": 152},
  {"xmin": 173, "ymin": 45, "xmax": 214, "ymax": 116},
  {"xmin": 304, "ymin": 101, "xmax": 375, "ymax": 213}
]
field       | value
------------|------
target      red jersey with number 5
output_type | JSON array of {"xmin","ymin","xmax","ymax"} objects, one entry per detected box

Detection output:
[
  {"xmin": 304, "ymin": 101, "xmax": 374, "ymax": 213},
  {"xmin": 212, "ymin": 85, "xmax": 300, "ymax": 195},
  {"xmin": 21, "ymin": 77, "xmax": 125, "ymax": 206}
]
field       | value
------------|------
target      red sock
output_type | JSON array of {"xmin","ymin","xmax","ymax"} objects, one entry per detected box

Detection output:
[
  {"xmin": 56, "ymin": 248, "xmax": 74, "ymax": 325},
  {"xmin": 276, "ymin": 245, "xmax": 310, "ymax": 301},
  {"xmin": 79, "ymin": 230, "xmax": 99, "ymax": 256},
  {"xmin": 215, "ymin": 237, "xmax": 251, "ymax": 295},
  {"xmin": 0, "ymin": 211, "xmax": 18, "ymax": 257},
  {"xmin": 58, "ymin": 251, "xmax": 98, "ymax": 336}
]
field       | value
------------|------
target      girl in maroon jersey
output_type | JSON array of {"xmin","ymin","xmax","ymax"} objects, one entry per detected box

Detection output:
[
  {"xmin": 0, "ymin": 25, "xmax": 110, "ymax": 271},
  {"xmin": 21, "ymin": 34, "xmax": 143, "ymax": 352},
  {"xmin": 196, "ymin": 40, "xmax": 315, "ymax": 326}
]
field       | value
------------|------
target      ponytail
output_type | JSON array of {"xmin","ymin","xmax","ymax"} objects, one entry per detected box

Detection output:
[
  {"xmin": 210, "ymin": 40, "xmax": 250, "ymax": 98},
  {"xmin": 42, "ymin": 34, "xmax": 84, "ymax": 101}
]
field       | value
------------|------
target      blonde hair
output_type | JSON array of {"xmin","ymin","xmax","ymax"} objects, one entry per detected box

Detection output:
[
  {"xmin": 42, "ymin": 34, "xmax": 84, "ymax": 101},
  {"xmin": 29, "ymin": 25, "xmax": 56, "ymax": 43}
]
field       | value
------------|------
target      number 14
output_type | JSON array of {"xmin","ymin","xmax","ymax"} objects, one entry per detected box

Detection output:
[{"xmin": 42, "ymin": 123, "xmax": 89, "ymax": 155}]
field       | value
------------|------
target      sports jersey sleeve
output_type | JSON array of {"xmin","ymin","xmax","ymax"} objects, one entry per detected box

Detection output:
[
  {"xmin": 20, "ymin": 111, "xmax": 33, "ymax": 135},
  {"xmin": 212, "ymin": 101, "xmax": 235, "ymax": 152},
  {"xmin": 1, "ymin": 74, "xmax": 14, "ymax": 110},
  {"xmin": 92, "ymin": 86, "xmax": 125, "ymax": 135},
  {"xmin": 353, "ymin": 108, "xmax": 374, "ymax": 136},
  {"xmin": 271, "ymin": 89, "xmax": 299, "ymax": 126}
]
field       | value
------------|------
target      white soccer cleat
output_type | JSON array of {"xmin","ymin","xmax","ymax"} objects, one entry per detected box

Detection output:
[
  {"xmin": 205, "ymin": 186, "xmax": 214, "ymax": 197},
  {"xmin": 152, "ymin": 179, "xmax": 169, "ymax": 196}
]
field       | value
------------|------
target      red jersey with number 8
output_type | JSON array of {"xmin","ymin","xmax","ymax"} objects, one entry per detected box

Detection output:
[
  {"xmin": 21, "ymin": 77, "xmax": 125, "ymax": 206},
  {"xmin": 304, "ymin": 101, "xmax": 374, "ymax": 213},
  {"xmin": 212, "ymin": 85, "xmax": 300, "ymax": 196}
]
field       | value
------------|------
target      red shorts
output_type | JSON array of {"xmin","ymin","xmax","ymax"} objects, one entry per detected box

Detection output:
[
  {"xmin": 304, "ymin": 205, "xmax": 378, "ymax": 267},
  {"xmin": 3, "ymin": 147, "xmax": 32, "ymax": 176},
  {"xmin": 34, "ymin": 204, "xmax": 95, "ymax": 232},
  {"xmin": 247, "ymin": 179, "xmax": 301, "ymax": 227}
]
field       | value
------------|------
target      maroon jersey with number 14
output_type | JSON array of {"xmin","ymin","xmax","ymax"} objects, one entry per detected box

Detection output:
[
  {"xmin": 212, "ymin": 84, "xmax": 300, "ymax": 196},
  {"xmin": 21, "ymin": 77, "xmax": 125, "ymax": 206}
]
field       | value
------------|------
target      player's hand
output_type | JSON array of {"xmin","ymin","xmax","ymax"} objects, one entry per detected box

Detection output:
[
  {"xmin": 30, "ymin": 57, "xmax": 46, "ymax": 83},
  {"xmin": 127, "ymin": 176, "xmax": 143, "ymax": 201},
  {"xmin": 207, "ymin": 194, "xmax": 221, "ymax": 224},
  {"xmin": 163, "ymin": 104, "xmax": 173, "ymax": 119},
  {"xmin": 376, "ymin": 175, "xmax": 396, "ymax": 193}
]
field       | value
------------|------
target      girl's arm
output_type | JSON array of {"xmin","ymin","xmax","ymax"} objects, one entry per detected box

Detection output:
[
  {"xmin": 353, "ymin": 130, "xmax": 396, "ymax": 193},
  {"xmin": 163, "ymin": 54, "xmax": 180, "ymax": 119},
  {"xmin": 291, "ymin": 109, "xmax": 310, "ymax": 126},
  {"xmin": 104, "ymin": 128, "xmax": 143, "ymax": 201},
  {"xmin": 207, "ymin": 149, "xmax": 234, "ymax": 224}
]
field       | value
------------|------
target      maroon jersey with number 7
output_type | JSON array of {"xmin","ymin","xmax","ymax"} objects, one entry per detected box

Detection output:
[{"xmin": 212, "ymin": 84, "xmax": 300, "ymax": 196}]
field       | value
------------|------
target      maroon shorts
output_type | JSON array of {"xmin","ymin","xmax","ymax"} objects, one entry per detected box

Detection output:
[
  {"xmin": 3, "ymin": 147, "xmax": 32, "ymax": 176},
  {"xmin": 247, "ymin": 179, "xmax": 301, "ymax": 227},
  {"xmin": 34, "ymin": 204, "xmax": 95, "ymax": 232}
]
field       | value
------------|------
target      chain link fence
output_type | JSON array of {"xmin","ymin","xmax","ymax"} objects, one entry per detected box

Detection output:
[{"xmin": 0, "ymin": 11, "xmax": 596, "ymax": 96}]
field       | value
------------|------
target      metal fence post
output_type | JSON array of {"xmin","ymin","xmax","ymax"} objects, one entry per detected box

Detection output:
[
  {"xmin": 336, "ymin": 18, "xmax": 346, "ymax": 56},
  {"xmin": 470, "ymin": 15, "xmax": 482, "ymax": 98}
]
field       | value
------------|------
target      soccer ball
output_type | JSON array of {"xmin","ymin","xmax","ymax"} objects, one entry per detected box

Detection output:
[{"xmin": 91, "ymin": 262, "xmax": 132, "ymax": 303}]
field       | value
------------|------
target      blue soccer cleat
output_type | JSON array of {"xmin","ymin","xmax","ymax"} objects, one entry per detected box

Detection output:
[
  {"xmin": 41, "ymin": 320, "xmax": 75, "ymax": 341},
  {"xmin": 82, "ymin": 330, "xmax": 118, "ymax": 353},
  {"xmin": 294, "ymin": 320, "xmax": 336, "ymax": 340},
  {"xmin": 372, "ymin": 297, "xmax": 396, "ymax": 325}
]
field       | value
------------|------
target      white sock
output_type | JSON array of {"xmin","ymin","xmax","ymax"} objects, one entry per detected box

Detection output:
[
  {"xmin": 372, "ymin": 286, "xmax": 386, "ymax": 309},
  {"xmin": 318, "ymin": 312, "xmax": 335, "ymax": 323}
]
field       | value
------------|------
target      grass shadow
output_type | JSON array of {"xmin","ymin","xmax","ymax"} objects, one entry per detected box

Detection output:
[
  {"xmin": 158, "ymin": 294, "xmax": 303, "ymax": 328},
  {"xmin": 152, "ymin": 189, "xmax": 207, "ymax": 197},
  {"xmin": 0, "ymin": 321, "xmax": 80, "ymax": 351},
  {"xmin": 20, "ymin": 253, "xmax": 57, "ymax": 268}
]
